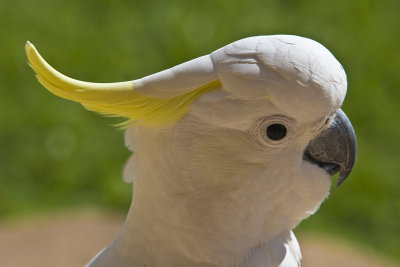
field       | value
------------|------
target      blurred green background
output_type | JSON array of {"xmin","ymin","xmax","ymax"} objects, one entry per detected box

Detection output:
[{"xmin": 1, "ymin": 0, "xmax": 399, "ymax": 263}]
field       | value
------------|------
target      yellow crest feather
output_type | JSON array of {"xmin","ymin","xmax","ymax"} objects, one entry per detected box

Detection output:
[{"xmin": 25, "ymin": 42, "xmax": 221, "ymax": 126}]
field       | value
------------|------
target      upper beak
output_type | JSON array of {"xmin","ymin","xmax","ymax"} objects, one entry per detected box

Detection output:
[{"xmin": 303, "ymin": 108, "xmax": 357, "ymax": 186}]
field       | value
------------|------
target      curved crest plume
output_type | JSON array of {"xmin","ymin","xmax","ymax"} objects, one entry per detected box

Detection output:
[{"xmin": 25, "ymin": 42, "xmax": 221, "ymax": 127}]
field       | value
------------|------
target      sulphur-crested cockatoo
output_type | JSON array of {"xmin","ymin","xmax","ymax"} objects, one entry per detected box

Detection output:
[{"xmin": 26, "ymin": 35, "xmax": 356, "ymax": 267}]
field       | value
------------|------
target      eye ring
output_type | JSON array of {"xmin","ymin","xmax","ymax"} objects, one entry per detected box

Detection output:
[{"xmin": 251, "ymin": 115, "xmax": 296, "ymax": 148}]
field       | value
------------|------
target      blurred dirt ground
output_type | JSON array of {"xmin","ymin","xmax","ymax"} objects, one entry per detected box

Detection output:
[{"xmin": 0, "ymin": 211, "xmax": 398, "ymax": 267}]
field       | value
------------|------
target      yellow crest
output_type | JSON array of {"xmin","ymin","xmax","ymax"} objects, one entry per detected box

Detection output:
[{"xmin": 25, "ymin": 42, "xmax": 221, "ymax": 127}]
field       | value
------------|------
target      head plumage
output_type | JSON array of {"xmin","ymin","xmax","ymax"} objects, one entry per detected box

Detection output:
[{"xmin": 26, "ymin": 35, "xmax": 346, "ymax": 127}]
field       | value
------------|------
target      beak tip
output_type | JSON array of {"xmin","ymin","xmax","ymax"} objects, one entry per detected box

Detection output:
[
  {"xmin": 335, "ymin": 164, "xmax": 355, "ymax": 187},
  {"xmin": 335, "ymin": 175, "xmax": 346, "ymax": 187}
]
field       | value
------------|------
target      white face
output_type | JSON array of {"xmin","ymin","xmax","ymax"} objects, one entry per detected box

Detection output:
[{"xmin": 164, "ymin": 92, "xmax": 333, "ymax": 239}]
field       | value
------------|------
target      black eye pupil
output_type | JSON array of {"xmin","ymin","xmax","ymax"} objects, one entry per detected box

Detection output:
[{"xmin": 266, "ymin": 124, "xmax": 287, "ymax": 140}]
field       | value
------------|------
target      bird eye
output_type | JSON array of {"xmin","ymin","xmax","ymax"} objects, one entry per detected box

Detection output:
[
  {"xmin": 266, "ymin": 124, "xmax": 287, "ymax": 140},
  {"xmin": 250, "ymin": 115, "xmax": 295, "ymax": 148}
]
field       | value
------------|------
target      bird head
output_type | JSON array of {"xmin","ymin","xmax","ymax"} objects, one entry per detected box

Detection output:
[{"xmin": 26, "ymin": 35, "xmax": 356, "ymax": 240}]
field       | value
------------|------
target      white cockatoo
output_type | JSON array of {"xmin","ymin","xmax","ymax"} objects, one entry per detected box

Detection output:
[{"xmin": 26, "ymin": 35, "xmax": 356, "ymax": 267}]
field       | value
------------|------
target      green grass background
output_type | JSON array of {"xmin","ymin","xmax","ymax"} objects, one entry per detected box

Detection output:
[{"xmin": 1, "ymin": 0, "xmax": 399, "ymax": 262}]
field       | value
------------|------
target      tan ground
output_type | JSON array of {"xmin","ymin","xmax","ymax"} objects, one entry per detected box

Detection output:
[{"xmin": 0, "ymin": 211, "xmax": 397, "ymax": 267}]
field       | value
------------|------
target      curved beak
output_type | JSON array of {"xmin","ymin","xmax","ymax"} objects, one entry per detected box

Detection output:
[{"xmin": 303, "ymin": 108, "xmax": 357, "ymax": 186}]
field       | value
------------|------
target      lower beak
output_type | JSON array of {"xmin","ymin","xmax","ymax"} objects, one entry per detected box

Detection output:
[{"xmin": 303, "ymin": 108, "xmax": 357, "ymax": 186}]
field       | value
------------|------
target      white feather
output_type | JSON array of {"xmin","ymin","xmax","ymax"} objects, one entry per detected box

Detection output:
[{"xmin": 87, "ymin": 35, "xmax": 346, "ymax": 266}]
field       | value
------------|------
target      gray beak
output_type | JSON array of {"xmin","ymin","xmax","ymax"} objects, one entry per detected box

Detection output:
[{"xmin": 303, "ymin": 108, "xmax": 357, "ymax": 186}]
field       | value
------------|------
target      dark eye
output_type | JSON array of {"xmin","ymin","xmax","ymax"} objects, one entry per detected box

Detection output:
[{"xmin": 266, "ymin": 124, "xmax": 287, "ymax": 140}]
